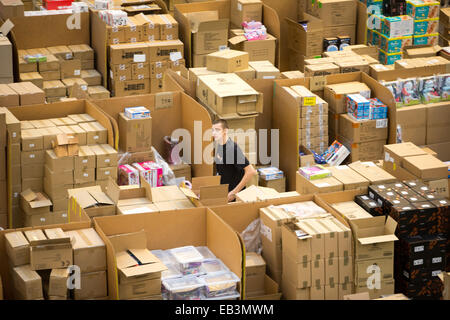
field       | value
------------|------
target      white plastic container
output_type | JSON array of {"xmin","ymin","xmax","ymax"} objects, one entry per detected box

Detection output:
[
  {"xmin": 196, "ymin": 246, "xmax": 216, "ymax": 260},
  {"xmin": 201, "ymin": 259, "xmax": 230, "ymax": 275},
  {"xmin": 169, "ymin": 246, "xmax": 204, "ymax": 275},
  {"xmin": 198, "ymin": 271, "xmax": 240, "ymax": 298},
  {"xmin": 162, "ymin": 276, "xmax": 204, "ymax": 300}
]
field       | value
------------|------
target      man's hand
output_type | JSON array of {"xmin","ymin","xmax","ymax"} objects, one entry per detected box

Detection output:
[{"xmin": 227, "ymin": 191, "xmax": 236, "ymax": 202}]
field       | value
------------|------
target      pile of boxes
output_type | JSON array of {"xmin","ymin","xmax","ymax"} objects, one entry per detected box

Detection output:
[
  {"xmin": 107, "ymin": 12, "xmax": 185, "ymax": 96},
  {"xmin": 5, "ymin": 227, "xmax": 107, "ymax": 300},
  {"xmin": 0, "ymin": 82, "xmax": 45, "ymax": 107},
  {"xmin": 0, "ymin": 34, "xmax": 13, "ymax": 84},
  {"xmin": 17, "ymin": 44, "xmax": 110, "ymax": 102},
  {"xmin": 284, "ymin": 85, "xmax": 328, "ymax": 155},
  {"xmin": 257, "ymin": 167, "xmax": 286, "ymax": 192}
]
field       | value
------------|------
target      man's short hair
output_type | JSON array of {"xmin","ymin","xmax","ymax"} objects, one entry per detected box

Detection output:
[{"xmin": 212, "ymin": 119, "xmax": 229, "ymax": 129}]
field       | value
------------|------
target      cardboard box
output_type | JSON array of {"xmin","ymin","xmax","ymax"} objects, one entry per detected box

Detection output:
[
  {"xmin": 308, "ymin": 0, "xmax": 356, "ymax": 27},
  {"xmin": 48, "ymin": 268, "xmax": 69, "ymax": 298},
  {"xmin": 287, "ymin": 13, "xmax": 324, "ymax": 57},
  {"xmin": 68, "ymin": 44, "xmax": 94, "ymax": 61},
  {"xmin": 87, "ymin": 86, "xmax": 110, "ymax": 99},
  {"xmin": 74, "ymin": 145, "xmax": 96, "ymax": 171},
  {"xmin": 78, "ymin": 121, "xmax": 107, "ymax": 145},
  {"xmin": 73, "ymin": 167, "xmax": 95, "ymax": 184},
  {"xmin": 324, "ymin": 82, "xmax": 371, "ymax": 114},
  {"xmin": 8, "ymin": 82, "xmax": 45, "ymax": 106},
  {"xmin": 245, "ymin": 252, "xmax": 266, "ymax": 295},
  {"xmin": 67, "ymin": 186, "xmax": 115, "ymax": 218},
  {"xmin": 296, "ymin": 172, "xmax": 343, "ymax": 195},
  {"xmin": 259, "ymin": 177, "xmax": 286, "ymax": 193},
  {"xmin": 60, "ymin": 59, "xmax": 82, "ymax": 79},
  {"xmin": 74, "ymin": 271, "xmax": 107, "ymax": 300},
  {"xmin": 349, "ymin": 216, "xmax": 398, "ymax": 261},
  {"xmin": 118, "ymin": 112, "xmax": 152, "ymax": 153},
  {"xmin": 304, "ymin": 63, "xmax": 339, "ymax": 77},
  {"xmin": 340, "ymin": 137, "xmax": 386, "ymax": 163},
  {"xmin": 327, "ymin": 165, "xmax": 370, "ymax": 193},
  {"xmin": 281, "ymin": 71, "xmax": 304, "ymax": 79},
  {"xmin": 248, "ymin": 60, "xmax": 280, "ymax": 79},
  {"xmin": 348, "ymin": 161, "xmax": 396, "ymax": 185},
  {"xmin": 185, "ymin": 12, "xmax": 228, "ymax": 55},
  {"xmin": 397, "ymin": 104, "xmax": 427, "ymax": 146},
  {"xmin": 196, "ymin": 73, "xmax": 262, "ymax": 117},
  {"xmin": 20, "ymin": 189, "xmax": 52, "ymax": 216},
  {"xmin": 109, "ymin": 42, "xmax": 149, "ymax": 65},
  {"xmin": 89, "ymin": 144, "xmax": 118, "ymax": 168},
  {"xmin": 355, "ymin": 279, "xmax": 395, "ymax": 299},
  {"xmin": 80, "ymin": 70, "xmax": 102, "ymax": 86},
  {"xmin": 230, "ymin": 0, "xmax": 262, "ymax": 27},
  {"xmin": 403, "ymin": 154, "xmax": 448, "ymax": 180},
  {"xmin": 21, "ymin": 129, "xmax": 43, "ymax": 151},
  {"xmin": 0, "ymin": 84, "xmax": 19, "ymax": 107},
  {"xmin": 96, "ymin": 167, "xmax": 117, "ymax": 181},
  {"xmin": 229, "ymin": 32, "xmax": 276, "ymax": 64},
  {"xmin": 61, "ymin": 78, "xmax": 88, "ymax": 95},
  {"xmin": 147, "ymin": 40, "xmax": 183, "ymax": 62},
  {"xmin": 65, "ymin": 228, "xmax": 106, "ymax": 273},
  {"xmin": 43, "ymin": 81, "xmax": 66, "ymax": 98},
  {"xmin": 192, "ymin": 53, "xmax": 208, "ymax": 67},
  {"xmin": 19, "ymin": 72, "xmax": 43, "ymax": 89},
  {"xmin": 111, "ymin": 78, "xmax": 150, "ymax": 97},
  {"xmin": 25, "ymin": 228, "xmax": 73, "ymax": 270},
  {"xmin": 0, "ymin": 0, "xmax": 24, "ymax": 19},
  {"xmin": 38, "ymin": 54, "xmax": 60, "ymax": 73},
  {"xmin": 12, "ymin": 264, "xmax": 43, "ymax": 300},
  {"xmin": 335, "ymin": 60, "xmax": 369, "ymax": 74},
  {"xmin": 383, "ymin": 142, "xmax": 428, "ymax": 174},
  {"xmin": 206, "ymin": 50, "xmax": 249, "ymax": 73},
  {"xmin": 47, "ymin": 46, "xmax": 72, "ymax": 61},
  {"xmin": 5, "ymin": 231, "xmax": 30, "ymax": 266},
  {"xmin": 246, "ymin": 274, "xmax": 282, "ymax": 300},
  {"xmin": 355, "ymin": 257, "xmax": 393, "ymax": 287}
]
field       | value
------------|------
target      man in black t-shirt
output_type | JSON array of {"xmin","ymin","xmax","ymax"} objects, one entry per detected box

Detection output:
[{"xmin": 212, "ymin": 119, "xmax": 257, "ymax": 202}]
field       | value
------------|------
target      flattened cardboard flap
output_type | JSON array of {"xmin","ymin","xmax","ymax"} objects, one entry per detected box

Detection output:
[
  {"xmin": 229, "ymin": 35, "xmax": 246, "ymax": 46},
  {"xmin": 192, "ymin": 176, "xmax": 221, "ymax": 190},
  {"xmin": 180, "ymin": 187, "xmax": 199, "ymax": 200},
  {"xmin": 199, "ymin": 184, "xmax": 228, "ymax": 201},
  {"xmin": 185, "ymin": 10, "xmax": 218, "ymax": 32},
  {"xmin": 197, "ymin": 19, "xmax": 229, "ymax": 33},
  {"xmin": 358, "ymin": 234, "xmax": 398, "ymax": 245},
  {"xmin": 90, "ymin": 190, "xmax": 115, "ymax": 206},
  {"xmin": 68, "ymin": 189, "xmax": 98, "ymax": 209},
  {"xmin": 21, "ymin": 189, "xmax": 37, "ymax": 202},
  {"xmin": 108, "ymin": 230, "xmax": 147, "ymax": 253},
  {"xmin": 22, "ymin": 190, "xmax": 52, "ymax": 209},
  {"xmin": 384, "ymin": 216, "xmax": 398, "ymax": 234}
]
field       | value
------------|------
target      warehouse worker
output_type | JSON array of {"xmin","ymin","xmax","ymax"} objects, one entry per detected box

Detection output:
[{"xmin": 212, "ymin": 119, "xmax": 257, "ymax": 202}]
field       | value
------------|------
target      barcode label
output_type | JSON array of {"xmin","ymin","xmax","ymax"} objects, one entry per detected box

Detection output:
[
  {"xmin": 82, "ymin": 159, "xmax": 87, "ymax": 163},
  {"xmin": 414, "ymin": 246, "xmax": 424, "ymax": 252},
  {"xmin": 83, "ymin": 173, "xmax": 88, "ymax": 177},
  {"xmin": 30, "ymin": 144, "xmax": 35, "ymax": 148},
  {"xmin": 74, "ymin": 70, "xmax": 81, "ymax": 76},
  {"xmin": 94, "ymin": 135, "xmax": 99, "ymax": 140},
  {"xmin": 413, "ymin": 259, "xmax": 423, "ymax": 266},
  {"xmin": 376, "ymin": 119, "xmax": 388, "ymax": 128},
  {"xmin": 30, "ymin": 154, "xmax": 35, "ymax": 158},
  {"xmin": 432, "ymin": 257, "xmax": 442, "ymax": 264}
]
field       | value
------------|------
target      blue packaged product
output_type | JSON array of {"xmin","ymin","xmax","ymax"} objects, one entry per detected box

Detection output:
[
  {"xmin": 372, "ymin": 30, "xmax": 381, "ymax": 46},
  {"xmin": 413, "ymin": 33, "xmax": 439, "ymax": 45},
  {"xmin": 379, "ymin": 49, "xmax": 402, "ymax": 65},
  {"xmin": 347, "ymin": 93, "xmax": 370, "ymax": 120},
  {"xmin": 400, "ymin": 78, "xmax": 421, "ymax": 106},
  {"xmin": 368, "ymin": 98, "xmax": 388, "ymax": 120},
  {"xmin": 381, "ymin": 80, "xmax": 403, "ymax": 107},
  {"xmin": 381, "ymin": 15, "xmax": 414, "ymax": 38},
  {"xmin": 406, "ymin": 0, "xmax": 440, "ymax": 20},
  {"xmin": 413, "ymin": 18, "xmax": 439, "ymax": 36},
  {"xmin": 419, "ymin": 76, "xmax": 441, "ymax": 104},
  {"xmin": 380, "ymin": 34, "xmax": 412, "ymax": 53}
]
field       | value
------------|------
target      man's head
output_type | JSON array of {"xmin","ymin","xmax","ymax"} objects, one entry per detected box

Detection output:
[{"xmin": 212, "ymin": 119, "xmax": 228, "ymax": 144}]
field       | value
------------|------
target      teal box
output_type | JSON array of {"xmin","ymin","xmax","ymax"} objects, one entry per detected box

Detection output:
[
  {"xmin": 367, "ymin": 29, "xmax": 373, "ymax": 44},
  {"xmin": 413, "ymin": 18, "xmax": 439, "ymax": 36},
  {"xmin": 413, "ymin": 33, "xmax": 439, "ymax": 45},
  {"xmin": 380, "ymin": 35, "xmax": 403, "ymax": 53},
  {"xmin": 379, "ymin": 49, "xmax": 402, "ymax": 65},
  {"xmin": 367, "ymin": 13, "xmax": 384, "ymax": 32},
  {"xmin": 372, "ymin": 31, "xmax": 381, "ymax": 46},
  {"xmin": 406, "ymin": 0, "xmax": 440, "ymax": 20}
]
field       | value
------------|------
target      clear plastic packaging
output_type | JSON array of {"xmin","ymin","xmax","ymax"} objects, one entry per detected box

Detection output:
[
  {"xmin": 201, "ymin": 259, "xmax": 230, "ymax": 275},
  {"xmin": 169, "ymin": 246, "xmax": 204, "ymax": 275},
  {"xmin": 381, "ymin": 80, "xmax": 402, "ymax": 107},
  {"xmin": 419, "ymin": 76, "xmax": 441, "ymax": 104},
  {"xmin": 196, "ymin": 246, "xmax": 216, "ymax": 260},
  {"xmin": 399, "ymin": 78, "xmax": 421, "ymax": 106},
  {"xmin": 151, "ymin": 250, "xmax": 178, "ymax": 266},
  {"xmin": 162, "ymin": 275, "xmax": 204, "ymax": 300},
  {"xmin": 161, "ymin": 264, "xmax": 183, "ymax": 281},
  {"xmin": 275, "ymin": 201, "xmax": 329, "ymax": 220},
  {"xmin": 438, "ymin": 74, "xmax": 450, "ymax": 101},
  {"xmin": 198, "ymin": 271, "xmax": 240, "ymax": 298},
  {"xmin": 203, "ymin": 293, "xmax": 241, "ymax": 300}
]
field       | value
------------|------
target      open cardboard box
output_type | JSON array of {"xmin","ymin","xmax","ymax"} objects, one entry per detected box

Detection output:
[
  {"xmin": 93, "ymin": 207, "xmax": 242, "ymax": 299},
  {"xmin": 208, "ymin": 193, "xmax": 352, "ymax": 298},
  {"xmin": 273, "ymin": 72, "xmax": 396, "ymax": 191},
  {"xmin": 174, "ymin": 0, "xmax": 281, "ymax": 68},
  {"xmin": 0, "ymin": 205, "xmax": 91, "ymax": 299},
  {"xmin": 182, "ymin": 176, "xmax": 228, "ymax": 207},
  {"xmin": 91, "ymin": 91, "xmax": 213, "ymax": 178},
  {"xmin": 67, "ymin": 186, "xmax": 115, "ymax": 218}
]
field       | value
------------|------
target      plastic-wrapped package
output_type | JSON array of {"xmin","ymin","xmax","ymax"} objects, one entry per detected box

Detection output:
[
  {"xmin": 201, "ymin": 259, "xmax": 230, "ymax": 275},
  {"xmin": 198, "ymin": 271, "xmax": 240, "ymax": 298},
  {"xmin": 419, "ymin": 76, "xmax": 441, "ymax": 104},
  {"xmin": 439, "ymin": 74, "xmax": 450, "ymax": 101},
  {"xmin": 399, "ymin": 78, "xmax": 421, "ymax": 106},
  {"xmin": 162, "ymin": 275, "xmax": 204, "ymax": 300},
  {"xmin": 196, "ymin": 246, "xmax": 216, "ymax": 260},
  {"xmin": 151, "ymin": 250, "xmax": 178, "ymax": 266},
  {"xmin": 151, "ymin": 146, "xmax": 177, "ymax": 186},
  {"xmin": 274, "ymin": 201, "xmax": 329, "ymax": 220},
  {"xmin": 381, "ymin": 80, "xmax": 402, "ymax": 107},
  {"xmin": 240, "ymin": 218, "xmax": 262, "ymax": 254},
  {"xmin": 169, "ymin": 246, "xmax": 204, "ymax": 276}
]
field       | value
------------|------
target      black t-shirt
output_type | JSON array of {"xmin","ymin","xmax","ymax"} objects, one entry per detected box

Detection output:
[{"xmin": 214, "ymin": 138, "xmax": 249, "ymax": 192}]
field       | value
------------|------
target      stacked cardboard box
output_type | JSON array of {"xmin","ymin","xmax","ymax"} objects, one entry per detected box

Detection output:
[
  {"xmin": 18, "ymin": 45, "xmax": 109, "ymax": 102},
  {"xmin": 245, "ymin": 252, "xmax": 266, "ymax": 297},
  {"xmin": 183, "ymin": 10, "xmax": 229, "ymax": 67},
  {"xmin": 349, "ymin": 216, "xmax": 398, "ymax": 299},
  {"xmin": 0, "ymin": 34, "xmax": 13, "ymax": 84},
  {"xmin": 228, "ymin": 30, "xmax": 276, "ymax": 65},
  {"xmin": 67, "ymin": 186, "xmax": 115, "ymax": 219},
  {"xmin": 440, "ymin": 8, "xmax": 450, "ymax": 46},
  {"xmin": 0, "ymin": 109, "xmax": 6, "ymax": 228},
  {"xmin": 302, "ymin": 51, "xmax": 374, "ymax": 75},
  {"xmin": 285, "ymin": 85, "xmax": 329, "ymax": 154},
  {"xmin": 4, "ymin": 82, "xmax": 45, "ymax": 106}
]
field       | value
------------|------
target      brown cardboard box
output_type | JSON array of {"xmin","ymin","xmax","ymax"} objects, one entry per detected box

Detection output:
[
  {"xmin": 327, "ymin": 165, "xmax": 370, "ymax": 192},
  {"xmin": 43, "ymin": 81, "xmax": 66, "ymax": 98},
  {"xmin": 65, "ymin": 228, "xmax": 106, "ymax": 273},
  {"xmin": 196, "ymin": 73, "xmax": 262, "ymax": 116},
  {"xmin": 74, "ymin": 271, "xmax": 107, "ymax": 300},
  {"xmin": 383, "ymin": 142, "xmax": 428, "ymax": 173},
  {"xmin": 229, "ymin": 32, "xmax": 276, "ymax": 64},
  {"xmin": 404, "ymin": 45, "xmax": 441, "ymax": 59},
  {"xmin": 38, "ymin": 54, "xmax": 60, "ymax": 73},
  {"xmin": 19, "ymin": 56, "xmax": 37, "ymax": 74},
  {"xmin": 12, "ymin": 264, "xmax": 43, "ymax": 300},
  {"xmin": 9, "ymin": 82, "xmax": 45, "ymax": 106},
  {"xmin": 246, "ymin": 274, "xmax": 282, "ymax": 300},
  {"xmin": 348, "ymin": 161, "xmax": 396, "ymax": 184},
  {"xmin": 131, "ymin": 62, "xmax": 150, "ymax": 80},
  {"xmin": 19, "ymin": 72, "xmax": 43, "ymax": 89},
  {"xmin": 355, "ymin": 279, "xmax": 395, "ymax": 299},
  {"xmin": 96, "ymin": 167, "xmax": 117, "ymax": 181},
  {"xmin": 58, "ymin": 125, "xmax": 86, "ymax": 146},
  {"xmin": 304, "ymin": 63, "xmax": 339, "ymax": 77},
  {"xmin": 81, "ymin": 70, "xmax": 102, "ymax": 86},
  {"xmin": 340, "ymin": 137, "xmax": 386, "ymax": 162},
  {"xmin": 188, "ymin": 67, "xmax": 221, "ymax": 82},
  {"xmin": 296, "ymin": 173, "xmax": 343, "ymax": 195},
  {"xmin": 299, "ymin": 145, "xmax": 316, "ymax": 167},
  {"xmin": 282, "ymin": 253, "xmax": 311, "ymax": 289},
  {"xmin": 87, "ymin": 86, "xmax": 110, "ymax": 100},
  {"xmin": 48, "ymin": 46, "xmax": 73, "ymax": 61},
  {"xmin": 25, "ymin": 228, "xmax": 73, "ymax": 270},
  {"xmin": 38, "ymin": 127, "xmax": 63, "ymax": 150},
  {"xmin": 74, "ymin": 145, "xmax": 96, "ymax": 171},
  {"xmin": 155, "ymin": 14, "xmax": 179, "ymax": 40},
  {"xmin": 44, "ymin": 164, "xmax": 74, "ymax": 186},
  {"xmin": 193, "ymin": 53, "xmax": 208, "ymax": 67},
  {"xmin": 248, "ymin": 60, "xmax": 280, "ymax": 79},
  {"xmin": 21, "ymin": 129, "xmax": 43, "ymax": 152},
  {"xmin": 308, "ymin": 0, "xmax": 356, "ymax": 27},
  {"xmin": 78, "ymin": 121, "xmax": 107, "ymax": 145},
  {"xmin": 259, "ymin": 177, "xmax": 286, "ymax": 193},
  {"xmin": 1, "ymin": 107, "xmax": 20, "ymax": 144},
  {"xmin": 403, "ymin": 154, "xmax": 448, "ymax": 180},
  {"xmin": 323, "ymin": 25, "xmax": 356, "ymax": 45},
  {"xmin": 5, "ymin": 231, "xmax": 30, "ymax": 266},
  {"xmin": 20, "ymin": 189, "xmax": 51, "ymax": 217},
  {"xmin": 355, "ymin": 257, "xmax": 394, "ymax": 287},
  {"xmin": 45, "ymin": 149, "xmax": 74, "ymax": 171},
  {"xmin": 48, "ymin": 268, "xmax": 69, "ymax": 298},
  {"xmin": 74, "ymin": 168, "xmax": 95, "ymax": 184},
  {"xmin": 397, "ymin": 105, "xmax": 427, "ymax": 146},
  {"xmin": 230, "ymin": 0, "xmax": 262, "ymax": 27},
  {"xmin": 0, "ymin": 0, "xmax": 24, "ymax": 19},
  {"xmin": 61, "ymin": 78, "xmax": 88, "ymax": 95},
  {"xmin": 81, "ymin": 60, "xmax": 94, "ymax": 70},
  {"xmin": 68, "ymin": 44, "xmax": 94, "ymax": 61},
  {"xmin": 281, "ymin": 71, "xmax": 305, "ymax": 79},
  {"xmin": 349, "ymin": 216, "xmax": 398, "ymax": 261},
  {"xmin": 335, "ymin": 60, "xmax": 369, "ymax": 74},
  {"xmin": 60, "ymin": 59, "xmax": 82, "ymax": 79},
  {"xmin": 21, "ymin": 178, "xmax": 44, "ymax": 192},
  {"xmin": 118, "ymin": 112, "xmax": 152, "ymax": 153},
  {"xmin": 0, "ymin": 84, "xmax": 19, "ymax": 107},
  {"xmin": 186, "ymin": 12, "xmax": 228, "ymax": 55},
  {"xmin": 111, "ymin": 79, "xmax": 150, "ymax": 97},
  {"xmin": 147, "ymin": 40, "xmax": 184, "ymax": 62},
  {"xmin": 235, "ymin": 67, "xmax": 256, "ymax": 81},
  {"xmin": 109, "ymin": 42, "xmax": 149, "ymax": 65},
  {"xmin": 90, "ymin": 144, "xmax": 118, "ymax": 168},
  {"xmin": 245, "ymin": 252, "xmax": 266, "ymax": 295},
  {"xmin": 206, "ymin": 50, "xmax": 249, "ymax": 73},
  {"xmin": 67, "ymin": 186, "xmax": 115, "ymax": 218},
  {"xmin": 111, "ymin": 63, "xmax": 132, "ymax": 80},
  {"xmin": 426, "ymin": 102, "xmax": 450, "ymax": 144},
  {"xmin": 21, "ymin": 150, "xmax": 45, "ymax": 166},
  {"xmin": 324, "ymin": 82, "xmax": 371, "ymax": 114}
]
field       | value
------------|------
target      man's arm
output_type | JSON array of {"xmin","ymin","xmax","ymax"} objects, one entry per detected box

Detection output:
[{"xmin": 228, "ymin": 164, "xmax": 257, "ymax": 201}]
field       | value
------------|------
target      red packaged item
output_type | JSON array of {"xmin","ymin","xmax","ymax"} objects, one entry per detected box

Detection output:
[{"xmin": 44, "ymin": 0, "xmax": 74, "ymax": 10}]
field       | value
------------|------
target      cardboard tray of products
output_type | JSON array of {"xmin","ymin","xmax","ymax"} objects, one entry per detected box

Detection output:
[
  {"xmin": 93, "ymin": 207, "xmax": 243, "ymax": 299},
  {"xmin": 91, "ymin": 91, "xmax": 213, "ymax": 177}
]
